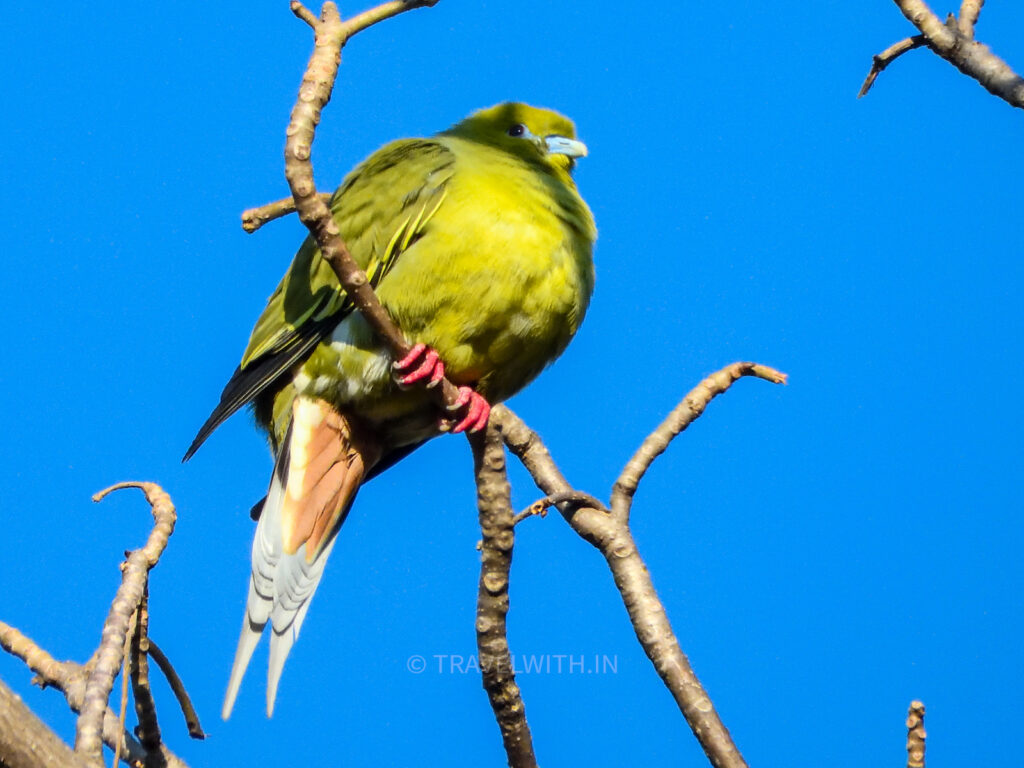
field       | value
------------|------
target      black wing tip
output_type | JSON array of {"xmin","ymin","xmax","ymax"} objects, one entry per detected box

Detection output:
[
  {"xmin": 182, "ymin": 409, "xmax": 227, "ymax": 463},
  {"xmin": 182, "ymin": 428, "xmax": 210, "ymax": 463}
]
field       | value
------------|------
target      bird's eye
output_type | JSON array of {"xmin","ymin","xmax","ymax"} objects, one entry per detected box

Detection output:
[{"xmin": 507, "ymin": 124, "xmax": 526, "ymax": 138}]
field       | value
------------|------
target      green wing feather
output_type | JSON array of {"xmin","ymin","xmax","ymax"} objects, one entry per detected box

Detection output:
[{"xmin": 184, "ymin": 139, "xmax": 454, "ymax": 460}]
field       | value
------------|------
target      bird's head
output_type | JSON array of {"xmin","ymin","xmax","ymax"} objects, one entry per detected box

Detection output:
[{"xmin": 444, "ymin": 102, "xmax": 588, "ymax": 175}]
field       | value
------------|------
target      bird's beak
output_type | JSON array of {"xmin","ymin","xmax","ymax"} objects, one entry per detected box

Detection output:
[{"xmin": 545, "ymin": 135, "xmax": 588, "ymax": 158}]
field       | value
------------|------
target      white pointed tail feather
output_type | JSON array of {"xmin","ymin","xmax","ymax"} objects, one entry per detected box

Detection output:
[
  {"xmin": 221, "ymin": 579, "xmax": 268, "ymax": 720},
  {"xmin": 265, "ymin": 533, "xmax": 339, "ymax": 715},
  {"xmin": 221, "ymin": 465, "xmax": 285, "ymax": 719}
]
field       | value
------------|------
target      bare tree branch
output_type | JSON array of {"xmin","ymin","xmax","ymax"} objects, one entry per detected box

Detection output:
[
  {"xmin": 0, "ymin": 622, "xmax": 188, "ymax": 768},
  {"xmin": 0, "ymin": 677, "xmax": 91, "ymax": 768},
  {"xmin": 471, "ymin": 426, "xmax": 537, "ymax": 768},
  {"xmin": 0, "ymin": 482, "xmax": 190, "ymax": 766},
  {"xmin": 496, "ymin": 361, "xmax": 785, "ymax": 768},
  {"xmin": 75, "ymin": 483, "xmax": 176, "ymax": 765},
  {"xmin": 241, "ymin": 192, "xmax": 332, "ymax": 233},
  {"xmin": 269, "ymin": 5, "xmax": 782, "ymax": 765},
  {"xmin": 862, "ymin": 0, "xmax": 1024, "ymax": 108},
  {"xmin": 280, "ymin": 1, "xmax": 457, "ymax": 405},
  {"xmin": 907, "ymin": 700, "xmax": 926, "ymax": 768}
]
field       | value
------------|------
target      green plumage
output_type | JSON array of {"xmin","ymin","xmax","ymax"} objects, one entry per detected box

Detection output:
[{"xmin": 187, "ymin": 102, "xmax": 596, "ymax": 462}]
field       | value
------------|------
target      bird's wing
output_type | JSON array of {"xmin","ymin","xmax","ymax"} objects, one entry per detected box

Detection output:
[{"xmin": 184, "ymin": 139, "xmax": 455, "ymax": 460}]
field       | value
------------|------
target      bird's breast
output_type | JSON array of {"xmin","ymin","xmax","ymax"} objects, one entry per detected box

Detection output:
[{"xmin": 290, "ymin": 147, "xmax": 595, "ymax": 442}]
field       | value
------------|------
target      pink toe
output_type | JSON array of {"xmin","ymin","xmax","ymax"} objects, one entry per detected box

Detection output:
[
  {"xmin": 399, "ymin": 349, "xmax": 440, "ymax": 385},
  {"xmin": 394, "ymin": 343, "xmax": 426, "ymax": 372},
  {"xmin": 451, "ymin": 389, "xmax": 491, "ymax": 434}
]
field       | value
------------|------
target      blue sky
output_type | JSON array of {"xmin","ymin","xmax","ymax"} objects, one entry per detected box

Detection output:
[{"xmin": 2, "ymin": 1, "xmax": 1022, "ymax": 766}]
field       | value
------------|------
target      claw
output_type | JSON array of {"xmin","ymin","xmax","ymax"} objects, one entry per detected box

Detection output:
[
  {"xmin": 448, "ymin": 387, "xmax": 491, "ymax": 434},
  {"xmin": 393, "ymin": 343, "xmax": 445, "ymax": 387}
]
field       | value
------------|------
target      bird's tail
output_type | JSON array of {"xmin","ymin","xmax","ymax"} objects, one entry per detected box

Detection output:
[{"xmin": 221, "ymin": 396, "xmax": 381, "ymax": 719}]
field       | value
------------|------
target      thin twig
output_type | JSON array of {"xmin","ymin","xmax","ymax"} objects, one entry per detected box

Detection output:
[
  {"xmin": 290, "ymin": 0, "xmax": 319, "ymax": 27},
  {"xmin": 241, "ymin": 193, "xmax": 332, "ymax": 233},
  {"xmin": 907, "ymin": 700, "xmax": 926, "ymax": 768},
  {"xmin": 471, "ymin": 425, "xmax": 537, "ymax": 768},
  {"xmin": 859, "ymin": 35, "xmax": 926, "ymax": 97},
  {"xmin": 338, "ymin": 0, "xmax": 440, "ymax": 36},
  {"xmin": 610, "ymin": 362, "xmax": 785, "ymax": 523},
  {"xmin": 111, "ymin": 610, "xmax": 136, "ymax": 768},
  {"xmin": 512, "ymin": 490, "xmax": 607, "ymax": 525},
  {"xmin": 147, "ymin": 640, "xmax": 205, "ymax": 740},
  {"xmin": 130, "ymin": 588, "xmax": 162, "ymax": 752},
  {"xmin": 76, "ymin": 482, "xmax": 176, "ymax": 765}
]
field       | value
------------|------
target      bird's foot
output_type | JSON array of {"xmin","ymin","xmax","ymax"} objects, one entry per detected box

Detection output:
[
  {"xmin": 393, "ymin": 344, "xmax": 490, "ymax": 433},
  {"xmin": 443, "ymin": 386, "xmax": 491, "ymax": 434},
  {"xmin": 393, "ymin": 343, "xmax": 445, "ymax": 388}
]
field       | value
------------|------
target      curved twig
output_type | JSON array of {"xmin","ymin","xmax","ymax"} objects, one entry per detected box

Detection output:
[
  {"xmin": 147, "ymin": 640, "xmax": 205, "ymax": 740},
  {"xmin": 859, "ymin": 35, "xmax": 927, "ymax": 97},
  {"xmin": 471, "ymin": 426, "xmax": 537, "ymax": 768},
  {"xmin": 610, "ymin": 362, "xmax": 786, "ymax": 523}
]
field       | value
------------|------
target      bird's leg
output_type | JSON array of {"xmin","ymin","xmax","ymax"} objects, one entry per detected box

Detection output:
[{"xmin": 393, "ymin": 343, "xmax": 491, "ymax": 433}]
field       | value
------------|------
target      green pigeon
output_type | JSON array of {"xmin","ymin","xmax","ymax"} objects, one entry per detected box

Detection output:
[{"xmin": 185, "ymin": 102, "xmax": 596, "ymax": 718}]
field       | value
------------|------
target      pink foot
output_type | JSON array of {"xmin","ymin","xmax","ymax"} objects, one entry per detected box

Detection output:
[
  {"xmin": 393, "ymin": 343, "xmax": 445, "ymax": 388},
  {"xmin": 394, "ymin": 344, "xmax": 490, "ymax": 433},
  {"xmin": 446, "ymin": 386, "xmax": 491, "ymax": 434}
]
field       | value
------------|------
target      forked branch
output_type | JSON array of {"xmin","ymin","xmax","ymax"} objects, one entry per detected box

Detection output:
[
  {"xmin": 0, "ymin": 482, "xmax": 193, "ymax": 768},
  {"xmin": 497, "ymin": 361, "xmax": 786, "ymax": 768},
  {"xmin": 860, "ymin": 0, "xmax": 1024, "ymax": 108}
]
